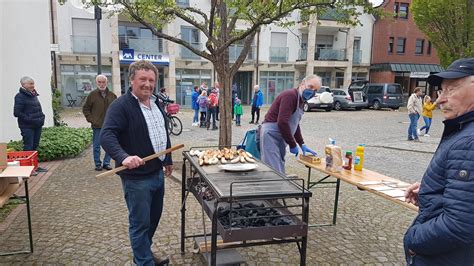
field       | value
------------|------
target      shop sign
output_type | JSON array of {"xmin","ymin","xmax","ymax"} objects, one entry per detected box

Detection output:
[
  {"xmin": 120, "ymin": 49, "xmax": 169, "ymax": 65},
  {"xmin": 410, "ymin": 72, "xmax": 430, "ymax": 78}
]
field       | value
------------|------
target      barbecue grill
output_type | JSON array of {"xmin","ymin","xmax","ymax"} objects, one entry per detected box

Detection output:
[{"xmin": 180, "ymin": 147, "xmax": 312, "ymax": 265}]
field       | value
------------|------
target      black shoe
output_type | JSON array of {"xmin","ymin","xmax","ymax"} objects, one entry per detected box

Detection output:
[
  {"xmin": 102, "ymin": 165, "xmax": 113, "ymax": 171},
  {"xmin": 249, "ymin": 121, "xmax": 254, "ymax": 124},
  {"xmin": 152, "ymin": 254, "xmax": 170, "ymax": 265},
  {"xmin": 37, "ymin": 167, "xmax": 48, "ymax": 172},
  {"xmin": 95, "ymin": 166, "xmax": 103, "ymax": 171},
  {"xmin": 212, "ymin": 127, "xmax": 218, "ymax": 130}
]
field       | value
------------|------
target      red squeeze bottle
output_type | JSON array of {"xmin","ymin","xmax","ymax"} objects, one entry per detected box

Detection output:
[{"xmin": 343, "ymin": 151, "xmax": 353, "ymax": 170}]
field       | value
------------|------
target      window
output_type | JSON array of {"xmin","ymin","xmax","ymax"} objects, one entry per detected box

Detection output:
[
  {"xmin": 176, "ymin": 0, "xmax": 189, "ymax": 7},
  {"xmin": 387, "ymin": 84, "xmax": 402, "ymax": 94},
  {"xmin": 394, "ymin": 2, "xmax": 409, "ymax": 19},
  {"xmin": 415, "ymin": 39, "xmax": 424, "ymax": 54},
  {"xmin": 427, "ymin": 41, "xmax": 432, "ymax": 55},
  {"xmin": 368, "ymin": 86, "xmax": 383, "ymax": 94},
  {"xmin": 397, "ymin": 37, "xmax": 406, "ymax": 54},
  {"xmin": 118, "ymin": 25, "xmax": 163, "ymax": 53},
  {"xmin": 388, "ymin": 37, "xmax": 394, "ymax": 53}
]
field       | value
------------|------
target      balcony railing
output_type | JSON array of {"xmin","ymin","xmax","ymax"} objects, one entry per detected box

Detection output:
[
  {"xmin": 315, "ymin": 49, "xmax": 346, "ymax": 61},
  {"xmin": 120, "ymin": 36, "xmax": 164, "ymax": 54},
  {"xmin": 353, "ymin": 49, "xmax": 362, "ymax": 64},
  {"xmin": 298, "ymin": 48, "xmax": 308, "ymax": 61},
  {"xmin": 318, "ymin": 8, "xmax": 348, "ymax": 21},
  {"xmin": 71, "ymin": 35, "xmax": 97, "ymax": 54},
  {"xmin": 269, "ymin": 47, "xmax": 289, "ymax": 62},
  {"xmin": 229, "ymin": 45, "xmax": 256, "ymax": 62},
  {"xmin": 180, "ymin": 43, "xmax": 202, "ymax": 59}
]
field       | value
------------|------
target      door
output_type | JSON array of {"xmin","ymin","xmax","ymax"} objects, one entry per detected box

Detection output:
[{"xmin": 232, "ymin": 71, "xmax": 253, "ymax": 105}]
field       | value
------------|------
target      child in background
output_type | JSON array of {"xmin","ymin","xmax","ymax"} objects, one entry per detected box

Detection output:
[
  {"xmin": 234, "ymin": 98, "xmax": 243, "ymax": 126},
  {"xmin": 197, "ymin": 90, "xmax": 208, "ymax": 128},
  {"xmin": 418, "ymin": 95, "xmax": 437, "ymax": 137}
]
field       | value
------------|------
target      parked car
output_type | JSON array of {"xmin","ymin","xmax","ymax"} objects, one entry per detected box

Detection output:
[
  {"xmin": 363, "ymin": 83, "xmax": 404, "ymax": 110},
  {"xmin": 331, "ymin": 89, "xmax": 368, "ymax": 111},
  {"xmin": 303, "ymin": 86, "xmax": 334, "ymax": 112}
]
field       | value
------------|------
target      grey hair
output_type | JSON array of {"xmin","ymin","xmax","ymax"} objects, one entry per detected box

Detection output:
[
  {"xmin": 301, "ymin": 74, "xmax": 322, "ymax": 85},
  {"xmin": 254, "ymin": 84, "xmax": 259, "ymax": 90},
  {"xmin": 20, "ymin": 76, "xmax": 34, "ymax": 85},
  {"xmin": 96, "ymin": 74, "xmax": 108, "ymax": 82}
]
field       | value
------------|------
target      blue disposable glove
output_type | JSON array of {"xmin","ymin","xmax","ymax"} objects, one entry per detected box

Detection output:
[
  {"xmin": 289, "ymin": 146, "xmax": 299, "ymax": 157},
  {"xmin": 301, "ymin": 144, "xmax": 317, "ymax": 156}
]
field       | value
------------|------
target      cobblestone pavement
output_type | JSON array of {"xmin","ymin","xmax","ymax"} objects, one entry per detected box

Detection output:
[{"xmin": 0, "ymin": 105, "xmax": 444, "ymax": 264}]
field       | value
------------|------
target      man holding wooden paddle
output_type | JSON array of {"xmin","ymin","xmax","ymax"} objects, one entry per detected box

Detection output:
[{"xmin": 100, "ymin": 60, "xmax": 173, "ymax": 266}]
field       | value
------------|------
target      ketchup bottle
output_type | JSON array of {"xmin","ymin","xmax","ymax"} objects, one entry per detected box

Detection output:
[{"xmin": 343, "ymin": 151, "xmax": 353, "ymax": 170}]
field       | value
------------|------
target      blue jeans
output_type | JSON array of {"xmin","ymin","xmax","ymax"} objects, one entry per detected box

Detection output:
[
  {"xmin": 408, "ymin": 113, "xmax": 420, "ymax": 140},
  {"xmin": 121, "ymin": 170, "xmax": 165, "ymax": 266},
  {"xmin": 419, "ymin": 116, "xmax": 432, "ymax": 134},
  {"xmin": 20, "ymin": 127, "xmax": 42, "ymax": 151},
  {"xmin": 236, "ymin": 114, "xmax": 241, "ymax": 125},
  {"xmin": 93, "ymin": 128, "xmax": 111, "ymax": 167},
  {"xmin": 193, "ymin": 108, "xmax": 199, "ymax": 123}
]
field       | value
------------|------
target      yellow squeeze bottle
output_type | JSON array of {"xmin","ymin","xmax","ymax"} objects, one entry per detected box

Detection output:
[{"xmin": 354, "ymin": 144, "xmax": 365, "ymax": 171}]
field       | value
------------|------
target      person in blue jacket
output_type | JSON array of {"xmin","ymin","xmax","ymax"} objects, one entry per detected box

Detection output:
[
  {"xmin": 101, "ymin": 60, "xmax": 172, "ymax": 266},
  {"xmin": 191, "ymin": 85, "xmax": 200, "ymax": 126},
  {"xmin": 249, "ymin": 84, "xmax": 263, "ymax": 124},
  {"xmin": 13, "ymin": 76, "xmax": 48, "ymax": 172},
  {"xmin": 404, "ymin": 57, "xmax": 474, "ymax": 265}
]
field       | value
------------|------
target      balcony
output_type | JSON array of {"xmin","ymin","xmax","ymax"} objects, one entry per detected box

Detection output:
[
  {"xmin": 298, "ymin": 48, "xmax": 308, "ymax": 61},
  {"xmin": 269, "ymin": 47, "xmax": 289, "ymax": 62},
  {"xmin": 318, "ymin": 8, "xmax": 348, "ymax": 21},
  {"xmin": 180, "ymin": 43, "xmax": 202, "ymax": 60},
  {"xmin": 229, "ymin": 45, "xmax": 256, "ymax": 62},
  {"xmin": 71, "ymin": 35, "xmax": 97, "ymax": 54},
  {"xmin": 120, "ymin": 36, "xmax": 164, "ymax": 54},
  {"xmin": 315, "ymin": 49, "xmax": 346, "ymax": 61},
  {"xmin": 353, "ymin": 50, "xmax": 362, "ymax": 64}
]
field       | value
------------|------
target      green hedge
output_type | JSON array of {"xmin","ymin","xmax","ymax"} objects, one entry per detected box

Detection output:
[{"xmin": 7, "ymin": 126, "xmax": 92, "ymax": 162}]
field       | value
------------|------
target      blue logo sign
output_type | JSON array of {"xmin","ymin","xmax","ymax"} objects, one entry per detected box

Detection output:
[{"xmin": 122, "ymin": 48, "xmax": 134, "ymax": 60}]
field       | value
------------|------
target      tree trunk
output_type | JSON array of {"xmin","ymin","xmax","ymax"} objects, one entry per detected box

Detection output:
[{"xmin": 215, "ymin": 66, "xmax": 233, "ymax": 148}]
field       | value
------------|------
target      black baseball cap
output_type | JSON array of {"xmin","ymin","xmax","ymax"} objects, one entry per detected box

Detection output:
[{"xmin": 427, "ymin": 58, "xmax": 474, "ymax": 86}]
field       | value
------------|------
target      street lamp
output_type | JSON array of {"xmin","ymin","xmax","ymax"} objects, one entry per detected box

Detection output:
[{"xmin": 94, "ymin": 5, "xmax": 102, "ymax": 74}]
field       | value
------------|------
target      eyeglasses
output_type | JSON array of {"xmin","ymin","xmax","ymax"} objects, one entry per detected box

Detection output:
[{"xmin": 437, "ymin": 86, "xmax": 457, "ymax": 97}]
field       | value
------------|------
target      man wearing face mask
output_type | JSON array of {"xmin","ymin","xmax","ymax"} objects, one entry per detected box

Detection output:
[{"xmin": 259, "ymin": 75, "xmax": 320, "ymax": 174}]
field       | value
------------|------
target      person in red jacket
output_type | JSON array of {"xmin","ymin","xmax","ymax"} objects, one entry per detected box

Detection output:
[{"xmin": 206, "ymin": 88, "xmax": 219, "ymax": 130}]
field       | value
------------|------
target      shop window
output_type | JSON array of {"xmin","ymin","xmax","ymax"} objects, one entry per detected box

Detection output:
[
  {"xmin": 175, "ymin": 68, "xmax": 211, "ymax": 106},
  {"xmin": 259, "ymin": 71, "xmax": 295, "ymax": 104}
]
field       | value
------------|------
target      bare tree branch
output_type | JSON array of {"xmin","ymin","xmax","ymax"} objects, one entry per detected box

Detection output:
[{"xmin": 229, "ymin": 31, "xmax": 257, "ymax": 77}]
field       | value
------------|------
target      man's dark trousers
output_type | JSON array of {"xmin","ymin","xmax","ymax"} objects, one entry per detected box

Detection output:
[{"xmin": 20, "ymin": 127, "xmax": 42, "ymax": 151}]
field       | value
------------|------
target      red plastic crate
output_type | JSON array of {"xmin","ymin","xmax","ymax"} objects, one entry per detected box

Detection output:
[
  {"xmin": 166, "ymin": 103, "xmax": 180, "ymax": 115},
  {"xmin": 7, "ymin": 151, "xmax": 39, "ymax": 171}
]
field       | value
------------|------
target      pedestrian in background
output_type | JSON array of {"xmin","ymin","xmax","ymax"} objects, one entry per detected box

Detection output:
[
  {"xmin": 418, "ymin": 95, "xmax": 437, "ymax": 137},
  {"xmin": 232, "ymin": 83, "xmax": 238, "ymax": 120},
  {"xmin": 213, "ymin": 81, "xmax": 221, "ymax": 121},
  {"xmin": 250, "ymin": 84, "xmax": 263, "ymax": 124},
  {"xmin": 404, "ymin": 57, "xmax": 474, "ymax": 265},
  {"xmin": 191, "ymin": 86, "xmax": 200, "ymax": 127},
  {"xmin": 13, "ymin": 76, "xmax": 48, "ymax": 173},
  {"xmin": 407, "ymin": 87, "xmax": 423, "ymax": 141},
  {"xmin": 234, "ymin": 98, "xmax": 243, "ymax": 126},
  {"xmin": 197, "ymin": 90, "xmax": 208, "ymax": 128},
  {"xmin": 207, "ymin": 88, "xmax": 218, "ymax": 130},
  {"xmin": 82, "ymin": 74, "xmax": 117, "ymax": 171}
]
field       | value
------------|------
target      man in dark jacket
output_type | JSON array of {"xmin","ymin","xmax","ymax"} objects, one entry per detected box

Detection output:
[
  {"xmin": 13, "ymin": 76, "xmax": 47, "ymax": 172},
  {"xmin": 101, "ymin": 61, "xmax": 172, "ymax": 265},
  {"xmin": 404, "ymin": 57, "xmax": 474, "ymax": 265},
  {"xmin": 83, "ymin": 74, "xmax": 117, "ymax": 171}
]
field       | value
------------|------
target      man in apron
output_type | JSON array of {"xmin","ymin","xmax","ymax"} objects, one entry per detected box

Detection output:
[{"xmin": 260, "ymin": 75, "xmax": 320, "ymax": 174}]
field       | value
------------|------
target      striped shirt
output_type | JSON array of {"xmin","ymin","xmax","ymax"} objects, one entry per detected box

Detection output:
[{"xmin": 132, "ymin": 93, "xmax": 167, "ymax": 160}]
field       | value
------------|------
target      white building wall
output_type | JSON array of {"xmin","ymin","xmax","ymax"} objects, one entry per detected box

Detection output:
[
  {"xmin": 0, "ymin": 0, "xmax": 53, "ymax": 142},
  {"xmin": 353, "ymin": 11, "xmax": 375, "ymax": 64},
  {"xmin": 56, "ymin": 1, "xmax": 114, "ymax": 54}
]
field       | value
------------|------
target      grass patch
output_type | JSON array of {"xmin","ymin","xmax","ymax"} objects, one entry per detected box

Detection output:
[{"xmin": 0, "ymin": 199, "xmax": 23, "ymax": 223}]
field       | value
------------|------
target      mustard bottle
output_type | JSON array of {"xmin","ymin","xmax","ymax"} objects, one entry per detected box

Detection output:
[{"xmin": 354, "ymin": 144, "xmax": 365, "ymax": 171}]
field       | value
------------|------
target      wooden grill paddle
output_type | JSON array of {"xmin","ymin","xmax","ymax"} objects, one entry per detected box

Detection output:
[{"xmin": 96, "ymin": 144, "xmax": 184, "ymax": 178}]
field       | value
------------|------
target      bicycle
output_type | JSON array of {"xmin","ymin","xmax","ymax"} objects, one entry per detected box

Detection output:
[{"xmin": 158, "ymin": 96, "xmax": 183, "ymax": 136}]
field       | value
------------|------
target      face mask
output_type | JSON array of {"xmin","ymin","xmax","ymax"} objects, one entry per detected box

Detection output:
[{"xmin": 302, "ymin": 89, "xmax": 314, "ymax": 101}]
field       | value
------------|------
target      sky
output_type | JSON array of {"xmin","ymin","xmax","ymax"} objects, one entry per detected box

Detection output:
[{"xmin": 368, "ymin": 0, "xmax": 384, "ymax": 6}]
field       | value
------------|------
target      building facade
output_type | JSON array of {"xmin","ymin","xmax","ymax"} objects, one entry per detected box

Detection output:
[
  {"xmin": 370, "ymin": 0, "xmax": 443, "ymax": 96},
  {"xmin": 0, "ymin": 0, "xmax": 54, "ymax": 142}
]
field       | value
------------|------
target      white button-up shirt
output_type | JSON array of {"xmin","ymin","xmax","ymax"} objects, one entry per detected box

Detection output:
[{"xmin": 132, "ymin": 93, "xmax": 167, "ymax": 160}]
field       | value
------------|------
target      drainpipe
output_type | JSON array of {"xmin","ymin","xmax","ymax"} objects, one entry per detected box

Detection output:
[{"xmin": 50, "ymin": 0, "xmax": 58, "ymax": 89}]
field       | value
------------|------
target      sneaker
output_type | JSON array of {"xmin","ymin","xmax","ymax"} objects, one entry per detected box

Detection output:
[
  {"xmin": 36, "ymin": 167, "xmax": 48, "ymax": 172},
  {"xmin": 424, "ymin": 134, "xmax": 431, "ymax": 137},
  {"xmin": 102, "ymin": 165, "xmax": 113, "ymax": 170},
  {"xmin": 95, "ymin": 166, "xmax": 103, "ymax": 171},
  {"xmin": 414, "ymin": 138, "xmax": 421, "ymax": 142},
  {"xmin": 408, "ymin": 138, "xmax": 414, "ymax": 141},
  {"xmin": 417, "ymin": 129, "xmax": 422, "ymax": 136},
  {"xmin": 249, "ymin": 121, "xmax": 254, "ymax": 124}
]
